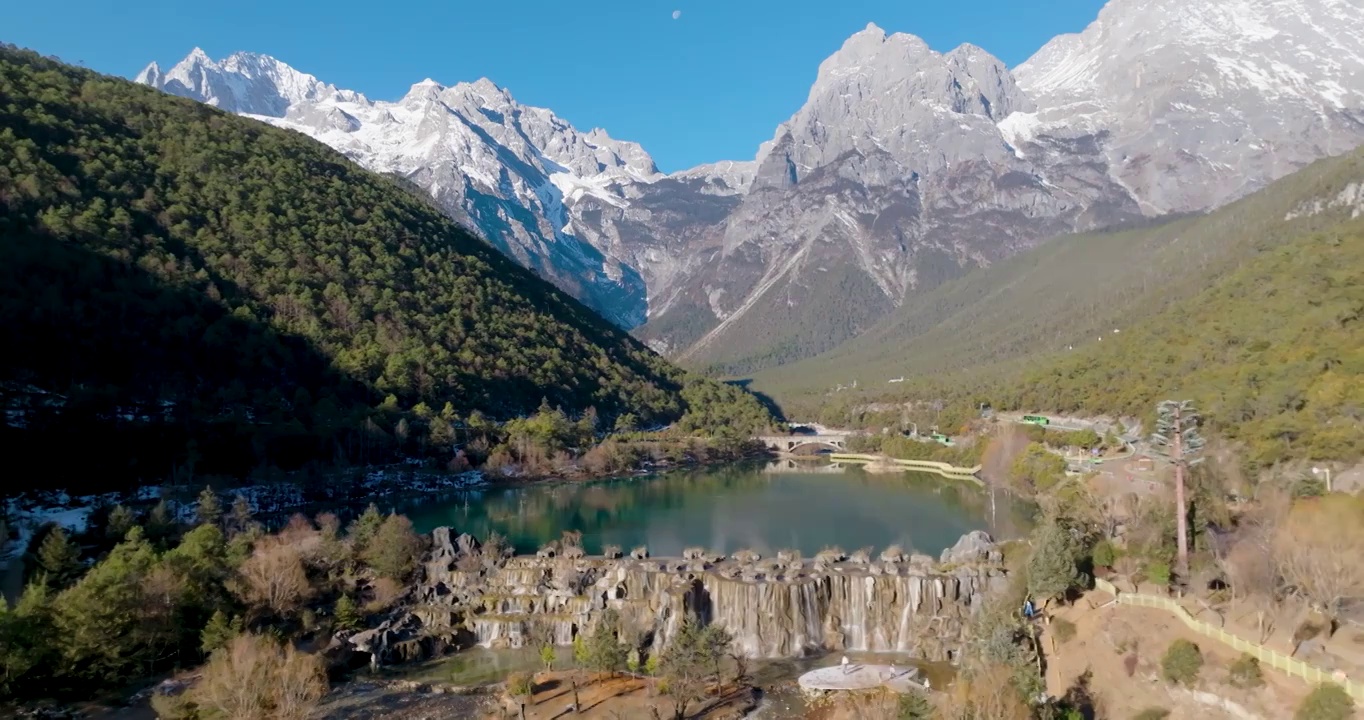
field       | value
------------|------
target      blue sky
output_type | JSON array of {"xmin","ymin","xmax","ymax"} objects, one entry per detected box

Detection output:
[{"xmin": 8, "ymin": 0, "xmax": 1107, "ymax": 172}]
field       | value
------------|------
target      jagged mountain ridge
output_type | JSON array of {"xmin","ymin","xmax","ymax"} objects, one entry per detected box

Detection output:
[
  {"xmin": 635, "ymin": 24, "xmax": 1143, "ymax": 367},
  {"xmin": 136, "ymin": 49, "xmax": 743, "ymax": 328},
  {"xmin": 1012, "ymin": 0, "xmax": 1364, "ymax": 214},
  {"xmin": 136, "ymin": 0, "xmax": 1364, "ymax": 371}
]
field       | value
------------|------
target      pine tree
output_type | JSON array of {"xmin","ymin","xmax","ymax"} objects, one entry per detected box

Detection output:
[
  {"xmin": 347, "ymin": 503, "xmax": 385, "ymax": 552},
  {"xmin": 360, "ymin": 514, "xmax": 422, "ymax": 581},
  {"xmin": 35, "ymin": 526, "xmax": 82, "ymax": 590},
  {"xmin": 1027, "ymin": 521, "xmax": 1083, "ymax": 611},
  {"xmin": 106, "ymin": 505, "xmax": 136, "ymax": 541},
  {"xmin": 0, "ymin": 582, "xmax": 54, "ymax": 697},
  {"xmin": 196, "ymin": 487, "xmax": 223, "ymax": 527},
  {"xmin": 584, "ymin": 608, "xmax": 627, "ymax": 676},
  {"xmin": 200, "ymin": 610, "xmax": 242, "ymax": 654},
  {"xmin": 227, "ymin": 495, "xmax": 256, "ymax": 537},
  {"xmin": 333, "ymin": 594, "xmax": 361, "ymax": 631},
  {"xmin": 51, "ymin": 527, "xmax": 159, "ymax": 683},
  {"xmin": 145, "ymin": 499, "xmax": 176, "ymax": 545},
  {"xmin": 1150, "ymin": 400, "xmax": 1206, "ymax": 581}
]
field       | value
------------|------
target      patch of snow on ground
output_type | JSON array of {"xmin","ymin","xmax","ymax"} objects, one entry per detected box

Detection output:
[
  {"xmin": 997, "ymin": 111, "xmax": 1042, "ymax": 158},
  {"xmin": 1, "ymin": 468, "xmax": 487, "ymax": 566},
  {"xmin": 3, "ymin": 495, "xmax": 100, "ymax": 564}
]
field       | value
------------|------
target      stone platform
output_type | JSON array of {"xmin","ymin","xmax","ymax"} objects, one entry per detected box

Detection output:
[{"xmin": 797, "ymin": 663, "xmax": 928, "ymax": 694}]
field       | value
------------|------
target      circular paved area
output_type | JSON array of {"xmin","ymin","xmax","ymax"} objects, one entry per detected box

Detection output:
[{"xmin": 797, "ymin": 663, "xmax": 928, "ymax": 693}]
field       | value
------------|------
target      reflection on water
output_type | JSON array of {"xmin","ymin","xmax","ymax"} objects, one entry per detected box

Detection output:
[{"xmin": 397, "ymin": 461, "xmax": 1033, "ymax": 557}]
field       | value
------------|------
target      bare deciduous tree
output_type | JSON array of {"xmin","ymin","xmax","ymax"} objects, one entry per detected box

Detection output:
[
  {"xmin": 1273, "ymin": 494, "xmax": 1364, "ymax": 627},
  {"xmin": 1216, "ymin": 489, "xmax": 1287, "ymax": 642},
  {"xmin": 936, "ymin": 662, "xmax": 1032, "ymax": 720},
  {"xmin": 192, "ymin": 634, "xmax": 326, "ymax": 720},
  {"xmin": 233, "ymin": 538, "xmax": 314, "ymax": 618}
]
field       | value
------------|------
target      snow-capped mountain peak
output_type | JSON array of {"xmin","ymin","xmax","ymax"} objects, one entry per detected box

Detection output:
[
  {"xmin": 133, "ymin": 61, "xmax": 161, "ymax": 86},
  {"xmin": 137, "ymin": 1, "xmax": 1364, "ymax": 368},
  {"xmin": 752, "ymin": 27, "xmax": 1034, "ymax": 192},
  {"xmin": 138, "ymin": 48, "xmax": 364, "ymax": 117},
  {"xmin": 137, "ymin": 48, "xmax": 673, "ymax": 327},
  {"xmin": 1014, "ymin": 0, "xmax": 1364, "ymax": 212}
]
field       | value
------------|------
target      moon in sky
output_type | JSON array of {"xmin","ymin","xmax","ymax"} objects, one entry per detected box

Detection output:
[{"xmin": 672, "ymin": 10, "xmax": 682, "ymax": 19}]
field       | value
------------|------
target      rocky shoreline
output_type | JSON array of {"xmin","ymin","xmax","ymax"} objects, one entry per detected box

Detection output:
[{"xmin": 1, "ymin": 448, "xmax": 772, "ymax": 572}]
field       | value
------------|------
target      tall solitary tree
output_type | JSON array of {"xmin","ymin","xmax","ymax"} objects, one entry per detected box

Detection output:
[
  {"xmin": 1026, "ymin": 520, "xmax": 1082, "ymax": 613},
  {"xmin": 1150, "ymin": 400, "xmax": 1206, "ymax": 580},
  {"xmin": 584, "ymin": 608, "xmax": 628, "ymax": 677},
  {"xmin": 35, "ymin": 526, "xmax": 82, "ymax": 590},
  {"xmin": 196, "ymin": 487, "xmax": 223, "ymax": 527}
]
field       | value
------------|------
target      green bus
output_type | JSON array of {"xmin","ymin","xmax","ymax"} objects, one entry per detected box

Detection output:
[{"xmin": 1021, "ymin": 415, "xmax": 1050, "ymax": 426}]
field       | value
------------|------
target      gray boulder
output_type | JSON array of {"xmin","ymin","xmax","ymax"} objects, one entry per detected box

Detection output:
[{"xmin": 940, "ymin": 530, "xmax": 998, "ymax": 565}]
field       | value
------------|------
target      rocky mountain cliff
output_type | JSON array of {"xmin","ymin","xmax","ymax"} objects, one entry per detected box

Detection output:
[
  {"xmin": 137, "ymin": 0, "xmax": 1364, "ymax": 370},
  {"xmin": 637, "ymin": 25, "xmax": 1142, "ymax": 369},
  {"xmin": 1013, "ymin": 0, "xmax": 1364, "ymax": 214},
  {"xmin": 135, "ymin": 50, "xmax": 735, "ymax": 328}
]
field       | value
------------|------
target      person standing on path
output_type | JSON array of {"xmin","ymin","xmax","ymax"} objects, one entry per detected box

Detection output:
[{"xmin": 841, "ymin": 656, "xmax": 850, "ymax": 675}]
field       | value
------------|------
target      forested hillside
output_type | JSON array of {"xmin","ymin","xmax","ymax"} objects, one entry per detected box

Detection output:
[
  {"xmin": 754, "ymin": 145, "xmax": 1364, "ymax": 400},
  {"xmin": 0, "ymin": 47, "xmax": 771, "ymax": 491},
  {"xmin": 753, "ymin": 146, "xmax": 1364, "ymax": 467},
  {"xmin": 1007, "ymin": 221, "xmax": 1364, "ymax": 467}
]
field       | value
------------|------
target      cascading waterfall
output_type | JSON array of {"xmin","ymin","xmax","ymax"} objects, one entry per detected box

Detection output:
[{"xmin": 407, "ymin": 527, "xmax": 1008, "ymax": 661}]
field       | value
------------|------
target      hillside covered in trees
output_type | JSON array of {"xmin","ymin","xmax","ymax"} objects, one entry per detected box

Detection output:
[
  {"xmin": 1007, "ymin": 220, "xmax": 1364, "ymax": 468},
  {"xmin": 0, "ymin": 47, "xmax": 773, "ymax": 491},
  {"xmin": 757, "ymin": 146, "xmax": 1364, "ymax": 468}
]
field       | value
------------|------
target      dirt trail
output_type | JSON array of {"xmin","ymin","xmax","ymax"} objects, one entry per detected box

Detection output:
[
  {"xmin": 484, "ymin": 672, "xmax": 756, "ymax": 720},
  {"xmin": 1042, "ymin": 592, "xmax": 1338, "ymax": 719}
]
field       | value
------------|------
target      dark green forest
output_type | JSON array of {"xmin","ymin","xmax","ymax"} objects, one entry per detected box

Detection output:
[{"xmin": 0, "ymin": 47, "xmax": 773, "ymax": 492}]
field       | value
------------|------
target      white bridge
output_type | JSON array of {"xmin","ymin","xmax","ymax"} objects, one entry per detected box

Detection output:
[{"xmin": 756, "ymin": 434, "xmax": 850, "ymax": 454}]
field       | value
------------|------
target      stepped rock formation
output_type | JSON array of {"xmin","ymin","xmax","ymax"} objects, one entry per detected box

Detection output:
[{"xmin": 348, "ymin": 527, "xmax": 1008, "ymax": 666}]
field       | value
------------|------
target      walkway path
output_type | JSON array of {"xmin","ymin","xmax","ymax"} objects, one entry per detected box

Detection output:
[
  {"xmin": 826, "ymin": 453, "xmax": 982, "ymax": 483},
  {"xmin": 1093, "ymin": 579, "xmax": 1363, "ymax": 702},
  {"xmin": 797, "ymin": 664, "xmax": 927, "ymax": 694}
]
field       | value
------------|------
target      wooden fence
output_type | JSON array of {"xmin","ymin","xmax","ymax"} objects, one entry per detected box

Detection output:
[{"xmin": 1093, "ymin": 577, "xmax": 1363, "ymax": 701}]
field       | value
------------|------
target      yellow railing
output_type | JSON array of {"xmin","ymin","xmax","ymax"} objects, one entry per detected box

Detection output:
[
  {"xmin": 827, "ymin": 453, "xmax": 983, "ymax": 484},
  {"xmin": 1093, "ymin": 578, "xmax": 1363, "ymax": 701}
]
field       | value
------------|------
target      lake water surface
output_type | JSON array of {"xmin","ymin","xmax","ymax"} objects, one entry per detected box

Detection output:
[{"xmin": 399, "ymin": 460, "xmax": 1031, "ymax": 558}]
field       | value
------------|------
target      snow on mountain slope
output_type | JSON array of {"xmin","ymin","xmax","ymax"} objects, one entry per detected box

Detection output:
[
  {"xmin": 136, "ymin": 0, "xmax": 1364, "ymax": 366},
  {"xmin": 135, "ymin": 48, "xmax": 363, "ymax": 117},
  {"xmin": 635, "ymin": 24, "xmax": 1139, "ymax": 369},
  {"xmin": 137, "ymin": 50, "xmax": 689, "ymax": 327},
  {"xmin": 1014, "ymin": 0, "xmax": 1364, "ymax": 213}
]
